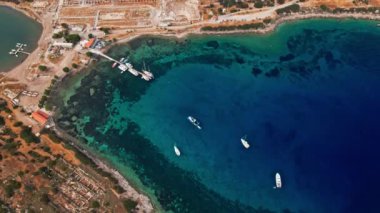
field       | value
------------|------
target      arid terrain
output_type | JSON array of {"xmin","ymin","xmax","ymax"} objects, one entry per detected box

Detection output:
[{"xmin": 0, "ymin": 97, "xmax": 145, "ymax": 212}]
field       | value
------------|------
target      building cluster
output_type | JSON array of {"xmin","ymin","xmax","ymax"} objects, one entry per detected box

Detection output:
[
  {"xmin": 80, "ymin": 38, "xmax": 106, "ymax": 50},
  {"xmin": 63, "ymin": 0, "xmax": 158, "ymax": 7},
  {"xmin": 52, "ymin": 159, "xmax": 105, "ymax": 212}
]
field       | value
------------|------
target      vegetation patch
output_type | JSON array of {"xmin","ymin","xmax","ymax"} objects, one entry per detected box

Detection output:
[
  {"xmin": 202, "ymin": 22, "xmax": 265, "ymax": 31},
  {"xmin": 276, "ymin": 4, "xmax": 301, "ymax": 15},
  {"xmin": 21, "ymin": 126, "xmax": 40, "ymax": 144}
]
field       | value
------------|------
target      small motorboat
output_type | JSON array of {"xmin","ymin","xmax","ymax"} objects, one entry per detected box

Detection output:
[
  {"xmin": 187, "ymin": 116, "xmax": 201, "ymax": 129},
  {"xmin": 275, "ymin": 172, "xmax": 282, "ymax": 189},
  {"xmin": 241, "ymin": 135, "xmax": 250, "ymax": 149},
  {"xmin": 174, "ymin": 145, "xmax": 181, "ymax": 156}
]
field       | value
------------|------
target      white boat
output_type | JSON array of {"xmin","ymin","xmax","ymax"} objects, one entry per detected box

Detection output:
[
  {"xmin": 174, "ymin": 145, "xmax": 181, "ymax": 156},
  {"xmin": 142, "ymin": 62, "xmax": 154, "ymax": 79},
  {"xmin": 187, "ymin": 116, "xmax": 201, "ymax": 129},
  {"xmin": 143, "ymin": 71, "xmax": 154, "ymax": 78},
  {"xmin": 118, "ymin": 64, "xmax": 128, "ymax": 73},
  {"xmin": 275, "ymin": 173, "xmax": 282, "ymax": 189},
  {"xmin": 141, "ymin": 73, "xmax": 152, "ymax": 81},
  {"xmin": 240, "ymin": 136, "xmax": 250, "ymax": 149},
  {"xmin": 128, "ymin": 67, "xmax": 139, "ymax": 76}
]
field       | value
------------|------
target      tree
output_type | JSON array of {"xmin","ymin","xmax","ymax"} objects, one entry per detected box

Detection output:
[
  {"xmin": 63, "ymin": 67, "xmax": 70, "ymax": 73},
  {"xmin": 40, "ymin": 193, "xmax": 50, "ymax": 204},
  {"xmin": 254, "ymin": 2, "xmax": 264, "ymax": 8},
  {"xmin": 38, "ymin": 65, "xmax": 47, "ymax": 71},
  {"xmin": 263, "ymin": 18, "xmax": 272, "ymax": 24},
  {"xmin": 61, "ymin": 23, "xmax": 69, "ymax": 29},
  {"xmin": 91, "ymin": 200, "xmax": 100, "ymax": 208},
  {"xmin": 21, "ymin": 127, "xmax": 40, "ymax": 143},
  {"xmin": 64, "ymin": 34, "xmax": 81, "ymax": 44},
  {"xmin": 86, "ymin": 52, "xmax": 93, "ymax": 57},
  {"xmin": 277, "ymin": 0, "xmax": 285, "ymax": 4},
  {"xmin": 100, "ymin": 27, "xmax": 111, "ymax": 34},
  {"xmin": 72, "ymin": 63, "xmax": 78, "ymax": 69},
  {"xmin": 0, "ymin": 116, "xmax": 5, "ymax": 126},
  {"xmin": 52, "ymin": 32, "xmax": 63, "ymax": 39},
  {"xmin": 320, "ymin": 4, "xmax": 329, "ymax": 11},
  {"xmin": 88, "ymin": 33, "xmax": 94, "ymax": 39},
  {"xmin": 123, "ymin": 199, "xmax": 138, "ymax": 211},
  {"xmin": 14, "ymin": 121, "xmax": 23, "ymax": 127}
]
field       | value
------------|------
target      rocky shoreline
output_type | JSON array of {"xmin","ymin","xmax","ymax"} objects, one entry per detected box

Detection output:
[{"xmin": 52, "ymin": 124, "xmax": 155, "ymax": 212}]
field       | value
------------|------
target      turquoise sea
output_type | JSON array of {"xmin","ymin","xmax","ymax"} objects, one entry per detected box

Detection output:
[
  {"xmin": 51, "ymin": 19, "xmax": 380, "ymax": 213},
  {"xmin": 0, "ymin": 6, "xmax": 42, "ymax": 71}
]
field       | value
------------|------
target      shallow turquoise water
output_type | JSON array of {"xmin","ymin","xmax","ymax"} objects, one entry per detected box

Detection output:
[
  {"xmin": 0, "ymin": 6, "xmax": 42, "ymax": 71},
  {"xmin": 52, "ymin": 19, "xmax": 380, "ymax": 212}
]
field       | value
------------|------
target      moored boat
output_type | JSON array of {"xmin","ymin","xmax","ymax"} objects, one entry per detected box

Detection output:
[
  {"xmin": 187, "ymin": 116, "xmax": 202, "ymax": 129},
  {"xmin": 118, "ymin": 64, "xmax": 128, "ymax": 73},
  {"xmin": 174, "ymin": 145, "xmax": 181, "ymax": 156},
  {"xmin": 241, "ymin": 135, "xmax": 250, "ymax": 149},
  {"xmin": 275, "ymin": 173, "xmax": 282, "ymax": 189}
]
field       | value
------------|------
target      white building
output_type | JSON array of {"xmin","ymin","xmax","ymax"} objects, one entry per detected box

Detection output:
[{"xmin": 52, "ymin": 42, "xmax": 74, "ymax": 48}]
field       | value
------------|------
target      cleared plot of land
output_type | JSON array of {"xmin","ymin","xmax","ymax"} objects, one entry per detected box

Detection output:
[
  {"xmin": 60, "ymin": 6, "xmax": 152, "ymax": 27},
  {"xmin": 63, "ymin": 0, "xmax": 157, "ymax": 6}
]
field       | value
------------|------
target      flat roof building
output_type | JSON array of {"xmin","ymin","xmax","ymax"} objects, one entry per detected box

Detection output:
[{"xmin": 31, "ymin": 110, "xmax": 49, "ymax": 125}]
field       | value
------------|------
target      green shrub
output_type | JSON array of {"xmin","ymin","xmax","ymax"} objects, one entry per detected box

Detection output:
[
  {"xmin": 38, "ymin": 65, "xmax": 48, "ymax": 71},
  {"xmin": 61, "ymin": 23, "xmax": 69, "ymax": 29},
  {"xmin": 0, "ymin": 116, "xmax": 5, "ymax": 126},
  {"xmin": 201, "ymin": 22, "xmax": 265, "ymax": 31},
  {"xmin": 4, "ymin": 180, "xmax": 21, "ymax": 198},
  {"xmin": 21, "ymin": 127, "xmax": 40, "ymax": 143},
  {"xmin": 91, "ymin": 200, "xmax": 100, "ymax": 208},
  {"xmin": 40, "ymin": 193, "xmax": 50, "ymax": 204},
  {"xmin": 123, "ymin": 199, "xmax": 138, "ymax": 211},
  {"xmin": 276, "ymin": 4, "xmax": 300, "ymax": 14},
  {"xmin": 99, "ymin": 27, "xmax": 111, "ymax": 34},
  {"xmin": 64, "ymin": 34, "xmax": 81, "ymax": 44},
  {"xmin": 63, "ymin": 67, "xmax": 70, "ymax": 73},
  {"xmin": 254, "ymin": 2, "xmax": 264, "ymax": 8}
]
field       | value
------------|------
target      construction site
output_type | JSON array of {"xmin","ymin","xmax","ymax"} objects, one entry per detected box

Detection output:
[{"xmin": 56, "ymin": 0, "xmax": 201, "ymax": 29}]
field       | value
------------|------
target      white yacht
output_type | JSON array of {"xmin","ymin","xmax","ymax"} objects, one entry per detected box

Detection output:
[
  {"xmin": 240, "ymin": 136, "xmax": 250, "ymax": 149},
  {"xmin": 187, "ymin": 116, "xmax": 201, "ymax": 129},
  {"xmin": 275, "ymin": 173, "xmax": 282, "ymax": 189},
  {"xmin": 118, "ymin": 64, "xmax": 128, "ymax": 73},
  {"xmin": 174, "ymin": 145, "xmax": 181, "ymax": 156}
]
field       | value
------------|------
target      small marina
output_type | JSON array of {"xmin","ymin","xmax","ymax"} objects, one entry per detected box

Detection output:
[
  {"xmin": 8, "ymin": 43, "xmax": 30, "ymax": 58},
  {"xmin": 89, "ymin": 49, "xmax": 154, "ymax": 81}
]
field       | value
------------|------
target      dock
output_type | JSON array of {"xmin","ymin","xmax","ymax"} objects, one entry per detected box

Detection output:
[
  {"xmin": 89, "ymin": 49, "xmax": 154, "ymax": 81},
  {"xmin": 9, "ymin": 43, "xmax": 30, "ymax": 57}
]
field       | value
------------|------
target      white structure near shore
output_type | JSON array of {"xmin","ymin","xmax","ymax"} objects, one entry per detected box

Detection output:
[{"xmin": 52, "ymin": 42, "xmax": 74, "ymax": 48}]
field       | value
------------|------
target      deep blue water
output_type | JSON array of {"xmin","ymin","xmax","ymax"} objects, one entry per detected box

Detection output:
[{"xmin": 53, "ymin": 19, "xmax": 380, "ymax": 212}]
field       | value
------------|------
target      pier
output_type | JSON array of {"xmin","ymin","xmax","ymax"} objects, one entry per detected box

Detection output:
[
  {"xmin": 89, "ymin": 49, "xmax": 154, "ymax": 81},
  {"xmin": 9, "ymin": 43, "xmax": 30, "ymax": 57}
]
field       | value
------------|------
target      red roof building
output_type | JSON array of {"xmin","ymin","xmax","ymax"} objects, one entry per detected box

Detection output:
[
  {"xmin": 31, "ymin": 110, "xmax": 49, "ymax": 125},
  {"xmin": 84, "ymin": 38, "xmax": 95, "ymax": 48}
]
